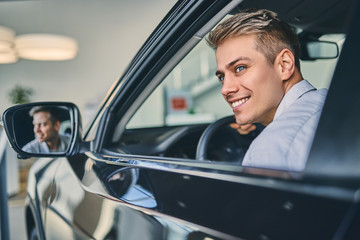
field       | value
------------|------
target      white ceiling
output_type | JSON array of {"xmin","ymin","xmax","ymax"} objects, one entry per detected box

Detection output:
[{"xmin": 0, "ymin": 0, "xmax": 176, "ymax": 124}]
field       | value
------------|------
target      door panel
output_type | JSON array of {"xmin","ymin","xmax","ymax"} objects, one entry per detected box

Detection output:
[
  {"xmin": 84, "ymin": 153, "xmax": 354, "ymax": 239},
  {"xmin": 144, "ymin": 169, "xmax": 351, "ymax": 239},
  {"xmin": 47, "ymin": 155, "xmax": 228, "ymax": 239}
]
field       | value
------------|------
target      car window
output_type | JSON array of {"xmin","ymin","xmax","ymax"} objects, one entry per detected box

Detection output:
[
  {"xmin": 300, "ymin": 33, "xmax": 345, "ymax": 89},
  {"xmin": 127, "ymin": 32, "xmax": 344, "ymax": 130},
  {"xmin": 111, "ymin": 15, "xmax": 345, "ymax": 167},
  {"xmin": 126, "ymin": 39, "xmax": 231, "ymax": 129}
]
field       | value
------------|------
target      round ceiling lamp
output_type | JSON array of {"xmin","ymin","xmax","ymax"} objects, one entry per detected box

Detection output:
[
  {"xmin": 0, "ymin": 25, "xmax": 18, "ymax": 64},
  {"xmin": 15, "ymin": 34, "xmax": 78, "ymax": 61},
  {"xmin": 0, "ymin": 25, "xmax": 15, "ymax": 50},
  {"xmin": 0, "ymin": 50, "xmax": 18, "ymax": 64}
]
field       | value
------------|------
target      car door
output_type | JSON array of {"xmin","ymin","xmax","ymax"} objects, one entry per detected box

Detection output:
[{"xmin": 78, "ymin": 1, "xmax": 360, "ymax": 239}]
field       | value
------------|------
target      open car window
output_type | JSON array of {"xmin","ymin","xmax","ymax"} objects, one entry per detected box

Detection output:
[
  {"xmin": 109, "ymin": 13, "xmax": 345, "ymax": 169},
  {"xmin": 126, "ymin": 26, "xmax": 345, "ymax": 130},
  {"xmin": 300, "ymin": 33, "xmax": 345, "ymax": 89},
  {"xmin": 127, "ymin": 39, "xmax": 231, "ymax": 129}
]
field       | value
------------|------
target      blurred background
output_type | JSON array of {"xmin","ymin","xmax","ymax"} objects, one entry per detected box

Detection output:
[
  {"xmin": 0, "ymin": 0, "xmax": 176, "ymax": 238},
  {"xmin": 0, "ymin": 0, "xmax": 176, "ymax": 126}
]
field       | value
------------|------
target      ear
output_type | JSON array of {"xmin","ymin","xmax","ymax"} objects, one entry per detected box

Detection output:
[
  {"xmin": 54, "ymin": 121, "xmax": 60, "ymax": 132},
  {"xmin": 275, "ymin": 49, "xmax": 295, "ymax": 81}
]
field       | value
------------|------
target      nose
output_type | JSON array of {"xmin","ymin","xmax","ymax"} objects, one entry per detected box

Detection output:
[
  {"xmin": 34, "ymin": 125, "xmax": 40, "ymax": 133},
  {"xmin": 221, "ymin": 75, "xmax": 238, "ymax": 97}
]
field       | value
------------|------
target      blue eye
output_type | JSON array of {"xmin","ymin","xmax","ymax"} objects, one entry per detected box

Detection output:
[
  {"xmin": 217, "ymin": 75, "xmax": 224, "ymax": 82},
  {"xmin": 235, "ymin": 66, "xmax": 245, "ymax": 72}
]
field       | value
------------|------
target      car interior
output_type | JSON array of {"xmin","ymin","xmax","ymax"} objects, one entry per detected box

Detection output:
[{"xmin": 105, "ymin": 0, "xmax": 349, "ymax": 167}]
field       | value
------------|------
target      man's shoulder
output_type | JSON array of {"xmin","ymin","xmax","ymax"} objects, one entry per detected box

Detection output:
[
  {"xmin": 22, "ymin": 139, "xmax": 42, "ymax": 152},
  {"xmin": 60, "ymin": 134, "xmax": 70, "ymax": 142},
  {"xmin": 284, "ymin": 87, "xmax": 327, "ymax": 119},
  {"xmin": 267, "ymin": 87, "xmax": 327, "ymax": 143},
  {"xmin": 242, "ymin": 88, "xmax": 327, "ymax": 171},
  {"xmin": 23, "ymin": 139, "xmax": 40, "ymax": 148},
  {"xmin": 299, "ymin": 87, "xmax": 327, "ymax": 104}
]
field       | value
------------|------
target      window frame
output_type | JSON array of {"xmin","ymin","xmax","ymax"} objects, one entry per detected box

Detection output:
[
  {"xmin": 89, "ymin": 0, "xmax": 242, "ymax": 151},
  {"xmin": 88, "ymin": 0, "xmax": 360, "ymax": 188}
]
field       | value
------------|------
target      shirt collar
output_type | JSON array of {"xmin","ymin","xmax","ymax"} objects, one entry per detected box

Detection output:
[
  {"xmin": 40, "ymin": 141, "xmax": 50, "ymax": 153},
  {"xmin": 273, "ymin": 80, "xmax": 316, "ymax": 120}
]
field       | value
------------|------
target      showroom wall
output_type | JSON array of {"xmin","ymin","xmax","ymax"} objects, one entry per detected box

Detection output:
[{"xmin": 0, "ymin": 0, "xmax": 176, "ymax": 127}]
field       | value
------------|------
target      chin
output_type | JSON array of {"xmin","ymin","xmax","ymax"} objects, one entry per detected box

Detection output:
[
  {"xmin": 235, "ymin": 117, "xmax": 249, "ymax": 125},
  {"xmin": 234, "ymin": 114, "xmax": 255, "ymax": 125}
]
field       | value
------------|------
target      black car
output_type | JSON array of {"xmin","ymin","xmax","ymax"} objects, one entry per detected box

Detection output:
[{"xmin": 2, "ymin": 0, "xmax": 360, "ymax": 239}]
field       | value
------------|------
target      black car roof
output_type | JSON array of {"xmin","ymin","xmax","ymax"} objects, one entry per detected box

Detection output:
[{"xmin": 235, "ymin": 0, "xmax": 354, "ymax": 34}]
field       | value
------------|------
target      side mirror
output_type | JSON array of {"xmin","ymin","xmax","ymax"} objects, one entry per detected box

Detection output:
[{"xmin": 2, "ymin": 102, "xmax": 81, "ymax": 159}]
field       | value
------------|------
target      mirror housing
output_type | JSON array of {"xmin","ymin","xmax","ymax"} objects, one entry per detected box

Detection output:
[{"xmin": 2, "ymin": 102, "xmax": 82, "ymax": 159}]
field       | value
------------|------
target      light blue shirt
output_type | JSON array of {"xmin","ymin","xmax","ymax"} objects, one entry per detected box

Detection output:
[
  {"xmin": 242, "ymin": 80, "xmax": 327, "ymax": 171},
  {"xmin": 22, "ymin": 134, "xmax": 70, "ymax": 153}
]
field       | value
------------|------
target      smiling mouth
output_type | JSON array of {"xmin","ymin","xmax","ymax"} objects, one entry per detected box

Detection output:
[
  {"xmin": 231, "ymin": 97, "xmax": 249, "ymax": 108},
  {"xmin": 37, "ymin": 134, "xmax": 44, "ymax": 140}
]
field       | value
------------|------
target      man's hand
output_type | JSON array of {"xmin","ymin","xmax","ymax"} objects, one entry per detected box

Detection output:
[{"xmin": 230, "ymin": 123, "xmax": 257, "ymax": 135}]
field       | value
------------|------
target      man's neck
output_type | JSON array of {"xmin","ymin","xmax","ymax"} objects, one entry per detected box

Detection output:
[
  {"xmin": 283, "ymin": 69, "xmax": 303, "ymax": 94},
  {"xmin": 46, "ymin": 136, "xmax": 60, "ymax": 151}
]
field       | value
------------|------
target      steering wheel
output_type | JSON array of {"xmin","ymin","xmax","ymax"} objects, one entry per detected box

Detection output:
[{"xmin": 196, "ymin": 115, "xmax": 263, "ymax": 162}]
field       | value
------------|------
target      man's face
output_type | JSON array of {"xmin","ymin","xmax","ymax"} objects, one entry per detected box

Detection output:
[
  {"xmin": 216, "ymin": 35, "xmax": 285, "ymax": 126},
  {"xmin": 32, "ymin": 111, "xmax": 60, "ymax": 143}
]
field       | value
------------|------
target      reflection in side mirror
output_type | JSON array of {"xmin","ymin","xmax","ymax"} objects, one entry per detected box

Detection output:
[{"xmin": 2, "ymin": 102, "xmax": 81, "ymax": 159}]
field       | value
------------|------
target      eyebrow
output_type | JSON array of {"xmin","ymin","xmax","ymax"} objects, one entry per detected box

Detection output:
[
  {"xmin": 33, "ymin": 120, "xmax": 48, "ymax": 124},
  {"xmin": 215, "ymin": 56, "xmax": 251, "ymax": 76}
]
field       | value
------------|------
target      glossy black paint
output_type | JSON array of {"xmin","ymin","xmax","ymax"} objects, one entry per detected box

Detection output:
[{"xmin": 26, "ymin": 149, "xmax": 357, "ymax": 239}]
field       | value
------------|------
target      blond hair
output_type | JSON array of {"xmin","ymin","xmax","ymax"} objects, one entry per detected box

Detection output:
[{"xmin": 207, "ymin": 8, "xmax": 301, "ymax": 69}]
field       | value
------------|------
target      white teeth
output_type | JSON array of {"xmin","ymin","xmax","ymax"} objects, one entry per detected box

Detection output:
[{"xmin": 231, "ymin": 98, "xmax": 249, "ymax": 108}]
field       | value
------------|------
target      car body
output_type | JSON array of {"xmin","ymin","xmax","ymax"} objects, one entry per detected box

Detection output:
[{"xmin": 2, "ymin": 0, "xmax": 360, "ymax": 239}]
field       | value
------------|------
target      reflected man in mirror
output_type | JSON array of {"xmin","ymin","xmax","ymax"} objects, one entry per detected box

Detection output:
[
  {"xmin": 22, "ymin": 106, "xmax": 69, "ymax": 153},
  {"xmin": 207, "ymin": 9, "xmax": 327, "ymax": 171}
]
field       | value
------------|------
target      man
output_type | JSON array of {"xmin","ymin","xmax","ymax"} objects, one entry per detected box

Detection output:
[
  {"xmin": 207, "ymin": 9, "xmax": 327, "ymax": 171},
  {"xmin": 22, "ymin": 106, "xmax": 69, "ymax": 153}
]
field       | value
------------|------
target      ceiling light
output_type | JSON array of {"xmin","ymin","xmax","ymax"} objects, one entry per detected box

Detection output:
[
  {"xmin": 0, "ymin": 50, "xmax": 18, "ymax": 64},
  {"xmin": 0, "ymin": 25, "xmax": 15, "ymax": 51},
  {"xmin": 15, "ymin": 34, "xmax": 78, "ymax": 61},
  {"xmin": 0, "ymin": 25, "xmax": 17, "ymax": 64}
]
